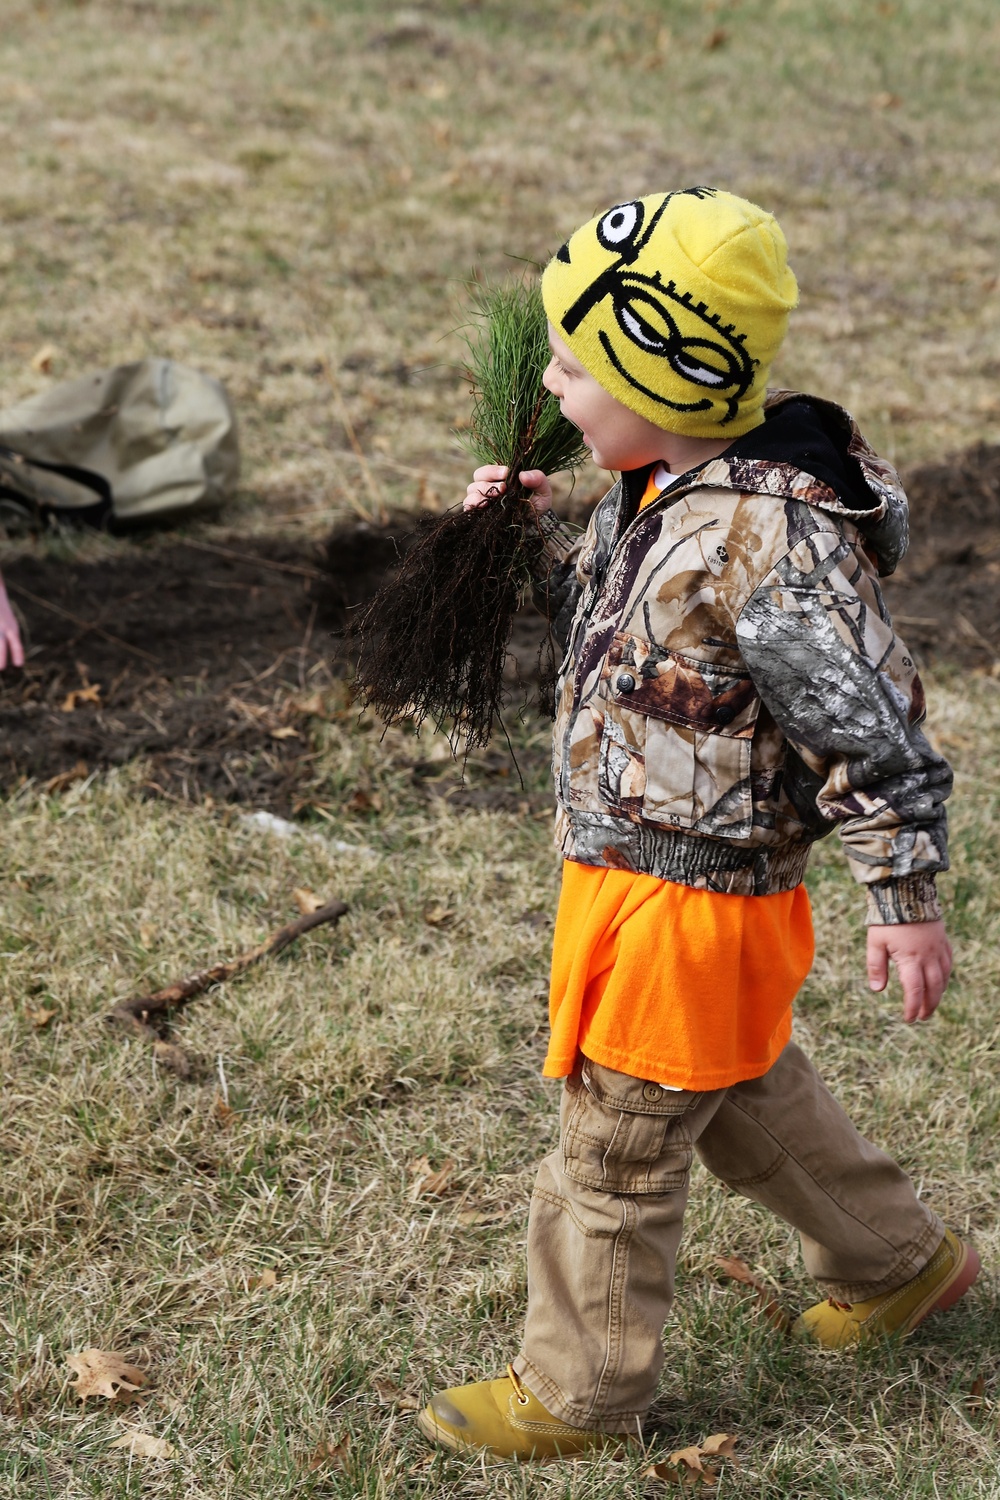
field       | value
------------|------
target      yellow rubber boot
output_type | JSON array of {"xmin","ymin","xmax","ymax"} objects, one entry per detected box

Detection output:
[
  {"xmin": 417, "ymin": 1364, "xmax": 627, "ymax": 1462},
  {"xmin": 793, "ymin": 1230, "xmax": 980, "ymax": 1349}
]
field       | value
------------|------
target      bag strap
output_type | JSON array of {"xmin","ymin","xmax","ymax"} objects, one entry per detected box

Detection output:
[{"xmin": 0, "ymin": 443, "xmax": 112, "ymax": 527}]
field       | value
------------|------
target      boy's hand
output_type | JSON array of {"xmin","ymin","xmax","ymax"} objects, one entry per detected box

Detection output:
[
  {"xmin": 0, "ymin": 579, "xmax": 24, "ymax": 671},
  {"xmin": 463, "ymin": 465, "xmax": 553, "ymax": 513},
  {"xmin": 867, "ymin": 919, "xmax": 953, "ymax": 1023}
]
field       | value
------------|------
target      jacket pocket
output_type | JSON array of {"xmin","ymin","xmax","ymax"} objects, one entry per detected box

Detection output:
[
  {"xmin": 562, "ymin": 1060, "xmax": 699, "ymax": 1194},
  {"xmin": 597, "ymin": 631, "xmax": 759, "ymax": 838}
]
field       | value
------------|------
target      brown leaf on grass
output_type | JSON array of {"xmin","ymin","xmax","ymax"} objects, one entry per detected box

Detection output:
[
  {"xmin": 407, "ymin": 1157, "xmax": 456, "ymax": 1200},
  {"xmin": 701, "ymin": 1433, "xmax": 738, "ymax": 1459},
  {"xmin": 27, "ymin": 1005, "xmax": 56, "ymax": 1029},
  {"xmin": 373, "ymin": 1376, "xmax": 421, "ymax": 1412},
  {"xmin": 967, "ymin": 1375, "xmax": 987, "ymax": 1410},
  {"xmin": 346, "ymin": 787, "xmax": 382, "ymax": 814},
  {"xmin": 871, "ymin": 90, "xmax": 902, "ymax": 110},
  {"xmin": 422, "ymin": 903, "xmax": 455, "ymax": 927},
  {"xmin": 455, "ymin": 1207, "xmax": 507, "ymax": 1226},
  {"xmin": 715, "ymin": 1255, "xmax": 757, "ymax": 1286},
  {"xmin": 291, "ymin": 691, "xmax": 327, "ymax": 718},
  {"xmin": 30, "ymin": 343, "xmax": 58, "ymax": 374},
  {"xmin": 644, "ymin": 1457, "xmax": 716, "ymax": 1489},
  {"xmin": 670, "ymin": 1445, "xmax": 709, "ymax": 1471},
  {"xmin": 645, "ymin": 1438, "xmax": 733, "ymax": 1489},
  {"xmin": 248, "ymin": 1267, "xmax": 278, "ymax": 1291},
  {"xmin": 715, "ymin": 1255, "xmax": 792, "ymax": 1332},
  {"xmin": 704, "ymin": 26, "xmax": 728, "ymax": 48},
  {"xmin": 61, "ymin": 684, "xmax": 102, "ymax": 713},
  {"xmin": 109, "ymin": 1431, "xmax": 175, "ymax": 1459},
  {"xmin": 67, "ymin": 1350, "xmax": 147, "ymax": 1403},
  {"xmin": 44, "ymin": 760, "xmax": 89, "ymax": 794},
  {"xmin": 213, "ymin": 1093, "xmax": 236, "ymax": 1127},
  {"xmin": 293, "ymin": 886, "xmax": 325, "ymax": 915},
  {"xmin": 309, "ymin": 1435, "xmax": 349, "ymax": 1470}
]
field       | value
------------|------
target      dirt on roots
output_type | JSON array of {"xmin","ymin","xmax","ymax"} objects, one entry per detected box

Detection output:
[{"xmin": 1, "ymin": 443, "xmax": 998, "ymax": 813}]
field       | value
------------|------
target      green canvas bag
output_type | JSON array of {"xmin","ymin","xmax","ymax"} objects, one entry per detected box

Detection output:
[{"xmin": 0, "ymin": 358, "xmax": 239, "ymax": 524}]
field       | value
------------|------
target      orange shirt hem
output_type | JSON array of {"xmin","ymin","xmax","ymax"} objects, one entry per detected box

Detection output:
[{"xmin": 542, "ymin": 1010, "xmax": 794, "ymax": 1090}]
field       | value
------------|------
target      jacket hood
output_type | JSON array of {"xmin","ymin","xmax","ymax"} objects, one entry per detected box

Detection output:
[{"xmin": 667, "ymin": 390, "xmax": 910, "ymax": 576}]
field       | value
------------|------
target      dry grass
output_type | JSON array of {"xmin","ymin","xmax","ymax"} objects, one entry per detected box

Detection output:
[
  {"xmin": 2, "ymin": 676, "xmax": 999, "ymax": 1498},
  {"xmin": 1, "ymin": 0, "xmax": 1000, "ymax": 535},
  {"xmin": 2, "ymin": 1, "xmax": 1000, "ymax": 1495}
]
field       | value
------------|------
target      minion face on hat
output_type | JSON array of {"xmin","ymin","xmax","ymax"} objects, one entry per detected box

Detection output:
[{"xmin": 542, "ymin": 187, "xmax": 798, "ymax": 438}]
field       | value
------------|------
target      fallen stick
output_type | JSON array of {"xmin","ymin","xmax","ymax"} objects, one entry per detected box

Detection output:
[
  {"xmin": 6, "ymin": 581, "xmax": 161, "ymax": 664},
  {"xmin": 106, "ymin": 898, "xmax": 348, "ymax": 1075},
  {"xmin": 174, "ymin": 536, "xmax": 328, "ymax": 582}
]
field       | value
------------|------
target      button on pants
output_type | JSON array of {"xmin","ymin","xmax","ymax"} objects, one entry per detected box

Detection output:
[{"xmin": 513, "ymin": 1041, "xmax": 944, "ymax": 1433}]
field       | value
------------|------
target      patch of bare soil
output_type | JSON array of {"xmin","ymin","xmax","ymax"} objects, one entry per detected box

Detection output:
[
  {"xmin": 0, "ymin": 443, "xmax": 996, "ymax": 811},
  {"xmin": 879, "ymin": 442, "xmax": 1000, "ymax": 667},
  {"xmin": 0, "ymin": 519, "xmax": 549, "ymax": 814},
  {"xmin": 0, "ymin": 531, "xmax": 377, "ymax": 810}
]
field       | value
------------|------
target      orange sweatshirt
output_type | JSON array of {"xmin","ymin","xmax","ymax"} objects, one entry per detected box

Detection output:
[{"xmin": 543, "ymin": 466, "xmax": 815, "ymax": 1089}]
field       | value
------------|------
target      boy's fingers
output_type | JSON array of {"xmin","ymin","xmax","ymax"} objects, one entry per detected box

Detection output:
[
  {"xmin": 472, "ymin": 465, "xmax": 508, "ymax": 483},
  {"xmin": 898, "ymin": 958, "xmax": 927, "ymax": 1024},
  {"xmin": 0, "ymin": 628, "xmax": 20, "ymax": 670},
  {"xmin": 866, "ymin": 937, "xmax": 889, "ymax": 993},
  {"xmin": 900, "ymin": 956, "xmax": 951, "ymax": 1024},
  {"xmin": 919, "ymin": 965, "xmax": 945, "ymax": 1021},
  {"xmin": 517, "ymin": 470, "xmax": 553, "ymax": 512},
  {"xmin": 464, "ymin": 479, "xmax": 503, "ymax": 510}
]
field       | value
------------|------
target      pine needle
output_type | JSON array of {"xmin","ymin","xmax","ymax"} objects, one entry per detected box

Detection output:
[{"xmin": 459, "ymin": 277, "xmax": 589, "ymax": 485}]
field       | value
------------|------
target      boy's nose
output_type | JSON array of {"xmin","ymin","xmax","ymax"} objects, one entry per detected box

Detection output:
[{"xmin": 542, "ymin": 358, "xmax": 561, "ymax": 396}]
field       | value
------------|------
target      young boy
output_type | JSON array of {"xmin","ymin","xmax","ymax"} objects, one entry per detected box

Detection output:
[{"xmin": 417, "ymin": 188, "xmax": 978, "ymax": 1461}]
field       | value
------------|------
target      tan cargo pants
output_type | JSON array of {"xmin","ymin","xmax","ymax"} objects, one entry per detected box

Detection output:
[{"xmin": 513, "ymin": 1041, "xmax": 944, "ymax": 1433}]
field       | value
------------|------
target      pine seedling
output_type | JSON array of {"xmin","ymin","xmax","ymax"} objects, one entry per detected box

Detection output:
[
  {"xmin": 353, "ymin": 278, "xmax": 588, "ymax": 752},
  {"xmin": 459, "ymin": 278, "xmax": 588, "ymax": 490}
]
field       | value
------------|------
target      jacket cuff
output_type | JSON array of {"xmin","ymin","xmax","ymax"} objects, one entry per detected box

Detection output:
[{"xmin": 865, "ymin": 874, "xmax": 943, "ymax": 926}]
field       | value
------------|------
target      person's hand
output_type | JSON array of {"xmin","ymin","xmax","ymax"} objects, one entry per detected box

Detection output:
[
  {"xmin": 867, "ymin": 919, "xmax": 953, "ymax": 1023},
  {"xmin": 0, "ymin": 578, "xmax": 24, "ymax": 671},
  {"xmin": 463, "ymin": 465, "xmax": 553, "ymax": 514}
]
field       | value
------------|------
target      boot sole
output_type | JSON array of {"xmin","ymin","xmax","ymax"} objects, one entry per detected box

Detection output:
[
  {"xmin": 416, "ymin": 1405, "xmax": 621, "ymax": 1463},
  {"xmin": 898, "ymin": 1238, "xmax": 981, "ymax": 1336},
  {"xmin": 792, "ymin": 1236, "xmax": 981, "ymax": 1347}
]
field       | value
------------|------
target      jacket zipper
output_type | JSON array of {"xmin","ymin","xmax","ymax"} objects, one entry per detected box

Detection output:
[{"xmin": 556, "ymin": 469, "xmax": 720, "ymax": 806}]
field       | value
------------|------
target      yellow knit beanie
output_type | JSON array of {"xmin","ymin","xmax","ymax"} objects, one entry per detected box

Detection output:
[{"xmin": 541, "ymin": 187, "xmax": 798, "ymax": 437}]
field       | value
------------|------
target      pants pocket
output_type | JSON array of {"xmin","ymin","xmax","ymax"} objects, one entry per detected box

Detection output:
[{"xmin": 562, "ymin": 1060, "xmax": 700, "ymax": 1195}]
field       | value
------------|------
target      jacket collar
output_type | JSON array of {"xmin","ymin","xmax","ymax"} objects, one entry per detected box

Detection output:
[{"xmin": 621, "ymin": 389, "xmax": 910, "ymax": 577}]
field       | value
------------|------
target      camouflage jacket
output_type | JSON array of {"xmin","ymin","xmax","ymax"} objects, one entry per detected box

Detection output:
[{"xmin": 535, "ymin": 392, "xmax": 951, "ymax": 924}]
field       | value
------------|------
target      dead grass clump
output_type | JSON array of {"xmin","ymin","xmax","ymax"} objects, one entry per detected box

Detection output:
[{"xmin": 2, "ymin": 672, "xmax": 999, "ymax": 1497}]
